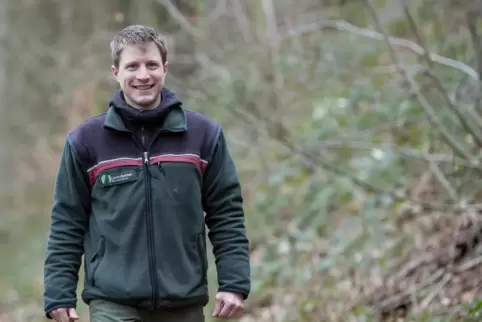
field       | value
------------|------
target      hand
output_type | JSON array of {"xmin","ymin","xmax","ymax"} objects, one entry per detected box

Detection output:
[
  {"xmin": 212, "ymin": 291, "xmax": 244, "ymax": 319},
  {"xmin": 50, "ymin": 308, "xmax": 79, "ymax": 322}
]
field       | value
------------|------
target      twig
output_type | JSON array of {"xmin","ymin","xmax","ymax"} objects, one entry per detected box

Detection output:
[
  {"xmin": 429, "ymin": 161, "xmax": 458, "ymax": 201},
  {"xmin": 155, "ymin": 0, "xmax": 203, "ymax": 38},
  {"xmin": 418, "ymin": 273, "xmax": 452, "ymax": 311},
  {"xmin": 401, "ymin": 0, "xmax": 432, "ymax": 68},
  {"xmin": 362, "ymin": 0, "xmax": 475, "ymax": 161},
  {"xmin": 410, "ymin": 169, "xmax": 433, "ymax": 201},
  {"xmin": 207, "ymin": 0, "xmax": 227, "ymax": 23},
  {"xmin": 184, "ymin": 28, "xmax": 482, "ymax": 214},
  {"xmin": 282, "ymin": 138, "xmax": 478, "ymax": 213},
  {"xmin": 261, "ymin": 0, "xmax": 284, "ymax": 117},
  {"xmin": 372, "ymin": 268, "xmax": 445, "ymax": 313},
  {"xmin": 308, "ymin": 139, "xmax": 481, "ymax": 169},
  {"xmin": 466, "ymin": 11, "xmax": 482, "ymax": 113},
  {"xmin": 425, "ymin": 70, "xmax": 482, "ymax": 148},
  {"xmin": 279, "ymin": 20, "xmax": 479, "ymax": 81},
  {"xmin": 401, "ymin": 2, "xmax": 482, "ymax": 148},
  {"xmin": 388, "ymin": 253, "xmax": 434, "ymax": 285},
  {"xmin": 232, "ymin": 0, "xmax": 253, "ymax": 43},
  {"xmin": 456, "ymin": 255, "xmax": 482, "ymax": 272}
]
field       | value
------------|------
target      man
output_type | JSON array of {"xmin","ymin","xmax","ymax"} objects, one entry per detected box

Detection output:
[{"xmin": 43, "ymin": 24, "xmax": 251, "ymax": 322}]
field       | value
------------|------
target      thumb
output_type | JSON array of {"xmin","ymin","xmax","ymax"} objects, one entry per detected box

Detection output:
[{"xmin": 68, "ymin": 308, "xmax": 79, "ymax": 320}]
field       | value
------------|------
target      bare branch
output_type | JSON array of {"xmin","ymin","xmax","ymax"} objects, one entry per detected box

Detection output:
[
  {"xmin": 155, "ymin": 0, "xmax": 203, "ymax": 38},
  {"xmin": 425, "ymin": 70, "xmax": 482, "ymax": 147},
  {"xmin": 279, "ymin": 20, "xmax": 479, "ymax": 81},
  {"xmin": 186, "ymin": 42, "xmax": 481, "ymax": 213},
  {"xmin": 362, "ymin": 0, "xmax": 475, "ymax": 161},
  {"xmin": 428, "ymin": 162, "xmax": 457, "ymax": 201},
  {"xmin": 401, "ymin": 2, "xmax": 482, "ymax": 148},
  {"xmin": 401, "ymin": 1, "xmax": 432, "ymax": 68},
  {"xmin": 466, "ymin": 10, "xmax": 482, "ymax": 114},
  {"xmin": 261, "ymin": 0, "xmax": 284, "ymax": 96},
  {"xmin": 467, "ymin": 11, "xmax": 482, "ymax": 81},
  {"xmin": 417, "ymin": 273, "xmax": 452, "ymax": 312},
  {"xmin": 207, "ymin": 0, "xmax": 227, "ymax": 23},
  {"xmin": 310, "ymin": 139, "xmax": 480, "ymax": 169},
  {"xmin": 261, "ymin": 0, "xmax": 278, "ymax": 45},
  {"xmin": 231, "ymin": 0, "xmax": 254, "ymax": 43}
]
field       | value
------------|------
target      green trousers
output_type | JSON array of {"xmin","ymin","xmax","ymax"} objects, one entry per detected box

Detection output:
[{"xmin": 89, "ymin": 299, "xmax": 205, "ymax": 322}]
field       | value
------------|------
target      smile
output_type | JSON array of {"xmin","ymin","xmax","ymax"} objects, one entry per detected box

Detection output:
[{"xmin": 133, "ymin": 84, "xmax": 155, "ymax": 90}]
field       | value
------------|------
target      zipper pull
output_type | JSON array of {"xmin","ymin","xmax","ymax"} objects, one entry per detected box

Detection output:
[{"xmin": 144, "ymin": 152, "xmax": 149, "ymax": 164}]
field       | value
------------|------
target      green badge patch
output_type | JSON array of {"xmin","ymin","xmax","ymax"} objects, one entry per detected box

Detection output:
[{"xmin": 99, "ymin": 169, "xmax": 138, "ymax": 187}]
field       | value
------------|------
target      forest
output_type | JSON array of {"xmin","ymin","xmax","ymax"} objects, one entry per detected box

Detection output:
[{"xmin": 2, "ymin": 0, "xmax": 482, "ymax": 321}]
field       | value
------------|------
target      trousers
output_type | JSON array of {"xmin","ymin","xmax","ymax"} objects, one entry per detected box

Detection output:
[{"xmin": 89, "ymin": 299, "xmax": 205, "ymax": 322}]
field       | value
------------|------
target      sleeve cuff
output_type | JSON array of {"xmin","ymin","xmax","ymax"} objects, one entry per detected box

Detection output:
[{"xmin": 218, "ymin": 288, "xmax": 250, "ymax": 300}]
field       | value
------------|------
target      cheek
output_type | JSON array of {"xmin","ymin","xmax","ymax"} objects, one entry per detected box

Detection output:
[
  {"xmin": 156, "ymin": 74, "xmax": 166, "ymax": 85},
  {"xmin": 153, "ymin": 70, "xmax": 165, "ymax": 80},
  {"xmin": 122, "ymin": 77, "xmax": 135, "ymax": 88}
]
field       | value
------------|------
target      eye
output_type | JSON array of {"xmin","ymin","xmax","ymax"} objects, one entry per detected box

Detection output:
[
  {"xmin": 147, "ymin": 62, "xmax": 159, "ymax": 69},
  {"xmin": 125, "ymin": 64, "xmax": 137, "ymax": 70}
]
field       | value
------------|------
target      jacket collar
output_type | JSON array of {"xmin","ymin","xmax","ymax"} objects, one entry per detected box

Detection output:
[{"xmin": 103, "ymin": 88, "xmax": 187, "ymax": 133}]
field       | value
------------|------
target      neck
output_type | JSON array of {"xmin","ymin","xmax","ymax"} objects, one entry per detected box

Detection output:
[{"xmin": 125, "ymin": 94, "xmax": 161, "ymax": 110}]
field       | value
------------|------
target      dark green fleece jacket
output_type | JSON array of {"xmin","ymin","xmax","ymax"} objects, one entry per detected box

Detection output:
[{"xmin": 43, "ymin": 88, "xmax": 251, "ymax": 316}]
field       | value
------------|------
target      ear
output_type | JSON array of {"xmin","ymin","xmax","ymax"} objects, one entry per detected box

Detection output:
[
  {"xmin": 163, "ymin": 61, "xmax": 168, "ymax": 74},
  {"xmin": 111, "ymin": 65, "xmax": 119, "ymax": 80}
]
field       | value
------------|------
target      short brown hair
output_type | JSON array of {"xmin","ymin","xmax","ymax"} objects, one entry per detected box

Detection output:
[{"xmin": 110, "ymin": 25, "xmax": 168, "ymax": 67}]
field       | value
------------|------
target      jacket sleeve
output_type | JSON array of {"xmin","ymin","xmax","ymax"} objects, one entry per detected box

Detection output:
[
  {"xmin": 43, "ymin": 137, "xmax": 91, "ymax": 317},
  {"xmin": 202, "ymin": 129, "xmax": 251, "ymax": 299}
]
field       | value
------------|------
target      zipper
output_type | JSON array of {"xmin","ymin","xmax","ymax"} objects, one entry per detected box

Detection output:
[{"xmin": 142, "ymin": 137, "xmax": 158, "ymax": 309}]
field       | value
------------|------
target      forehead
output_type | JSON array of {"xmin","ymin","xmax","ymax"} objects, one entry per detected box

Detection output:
[{"xmin": 119, "ymin": 42, "xmax": 162, "ymax": 65}]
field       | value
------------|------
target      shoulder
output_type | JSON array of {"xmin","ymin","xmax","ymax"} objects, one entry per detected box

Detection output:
[
  {"xmin": 67, "ymin": 112, "xmax": 107, "ymax": 146},
  {"xmin": 185, "ymin": 109, "xmax": 222, "ymax": 142},
  {"xmin": 184, "ymin": 109, "xmax": 222, "ymax": 161},
  {"xmin": 66, "ymin": 112, "xmax": 107, "ymax": 165},
  {"xmin": 185, "ymin": 109, "xmax": 221, "ymax": 131}
]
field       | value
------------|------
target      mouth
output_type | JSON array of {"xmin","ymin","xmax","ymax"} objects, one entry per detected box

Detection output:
[{"xmin": 132, "ymin": 84, "xmax": 155, "ymax": 90}]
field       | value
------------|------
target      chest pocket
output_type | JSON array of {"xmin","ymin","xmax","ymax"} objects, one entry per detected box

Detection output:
[
  {"xmin": 158, "ymin": 162, "xmax": 202, "ymax": 203},
  {"xmin": 91, "ymin": 166, "xmax": 143, "ymax": 215}
]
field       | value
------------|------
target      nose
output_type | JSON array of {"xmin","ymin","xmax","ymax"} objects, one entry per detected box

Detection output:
[{"xmin": 136, "ymin": 65, "xmax": 150, "ymax": 81}]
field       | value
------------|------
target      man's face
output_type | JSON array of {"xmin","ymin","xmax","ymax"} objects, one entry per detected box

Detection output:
[{"xmin": 112, "ymin": 42, "xmax": 168, "ymax": 110}]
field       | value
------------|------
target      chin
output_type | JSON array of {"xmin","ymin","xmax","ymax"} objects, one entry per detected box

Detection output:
[{"xmin": 136, "ymin": 99, "xmax": 158, "ymax": 109}]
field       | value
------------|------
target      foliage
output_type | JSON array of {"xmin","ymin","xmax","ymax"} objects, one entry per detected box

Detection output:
[
  {"xmin": 3, "ymin": 0, "xmax": 482, "ymax": 321},
  {"xmin": 173, "ymin": 0, "xmax": 482, "ymax": 320}
]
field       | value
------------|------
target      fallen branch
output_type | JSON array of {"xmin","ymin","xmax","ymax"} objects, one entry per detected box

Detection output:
[
  {"xmin": 418, "ymin": 273, "xmax": 452, "ymax": 311},
  {"xmin": 372, "ymin": 268, "xmax": 445, "ymax": 314},
  {"xmin": 456, "ymin": 255, "xmax": 482, "ymax": 272}
]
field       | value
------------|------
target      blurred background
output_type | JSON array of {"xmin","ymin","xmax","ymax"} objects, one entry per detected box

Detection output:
[{"xmin": 2, "ymin": 0, "xmax": 482, "ymax": 321}]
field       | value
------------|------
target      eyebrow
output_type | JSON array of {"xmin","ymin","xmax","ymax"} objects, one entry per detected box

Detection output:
[
  {"xmin": 123, "ymin": 60, "xmax": 160, "ymax": 66},
  {"xmin": 122, "ymin": 61, "xmax": 137, "ymax": 66}
]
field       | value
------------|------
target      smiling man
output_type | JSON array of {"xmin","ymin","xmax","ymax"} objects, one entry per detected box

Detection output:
[{"xmin": 43, "ymin": 25, "xmax": 251, "ymax": 322}]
